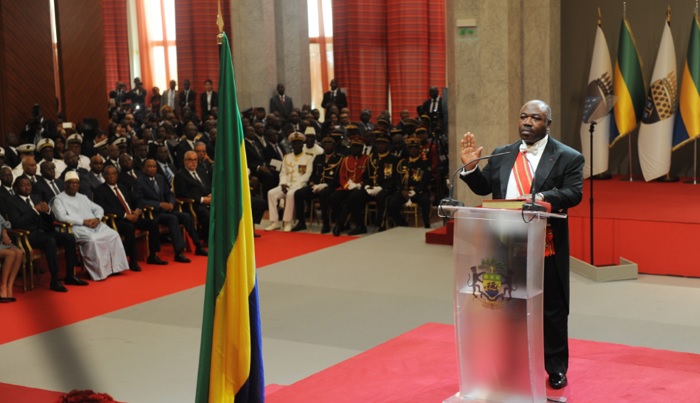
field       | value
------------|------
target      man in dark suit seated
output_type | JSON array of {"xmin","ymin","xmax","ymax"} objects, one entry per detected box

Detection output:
[
  {"xmin": 155, "ymin": 144, "xmax": 177, "ymax": 184},
  {"xmin": 6, "ymin": 176, "xmax": 87, "ymax": 292},
  {"xmin": 0, "ymin": 166, "xmax": 15, "ymax": 216},
  {"xmin": 174, "ymin": 151, "xmax": 211, "ymax": 243},
  {"xmin": 33, "ymin": 161, "xmax": 64, "ymax": 203},
  {"xmin": 60, "ymin": 150, "xmax": 88, "ymax": 181},
  {"xmin": 458, "ymin": 100, "xmax": 584, "ymax": 390},
  {"xmin": 118, "ymin": 153, "xmax": 139, "ymax": 191},
  {"xmin": 93, "ymin": 165, "xmax": 168, "ymax": 269},
  {"xmin": 79, "ymin": 155, "xmax": 105, "ymax": 199},
  {"xmin": 174, "ymin": 121, "xmax": 198, "ymax": 169},
  {"xmin": 134, "ymin": 159, "xmax": 207, "ymax": 263}
]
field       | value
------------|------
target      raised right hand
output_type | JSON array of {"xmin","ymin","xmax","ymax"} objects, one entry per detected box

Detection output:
[{"xmin": 459, "ymin": 132, "xmax": 483, "ymax": 171}]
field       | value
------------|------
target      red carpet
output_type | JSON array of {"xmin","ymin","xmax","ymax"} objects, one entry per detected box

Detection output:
[
  {"xmin": 569, "ymin": 176, "xmax": 700, "ymax": 277},
  {"xmin": 0, "ymin": 231, "xmax": 354, "ymax": 345},
  {"xmin": 266, "ymin": 322, "xmax": 700, "ymax": 403}
]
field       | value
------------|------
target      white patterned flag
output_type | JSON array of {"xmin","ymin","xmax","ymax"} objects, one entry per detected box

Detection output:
[
  {"xmin": 580, "ymin": 22, "xmax": 613, "ymax": 179},
  {"xmin": 638, "ymin": 16, "xmax": 677, "ymax": 181}
]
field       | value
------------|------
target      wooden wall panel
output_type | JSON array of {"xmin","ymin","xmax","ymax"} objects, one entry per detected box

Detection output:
[
  {"xmin": 55, "ymin": 0, "xmax": 108, "ymax": 130},
  {"xmin": 0, "ymin": 0, "xmax": 56, "ymax": 144}
]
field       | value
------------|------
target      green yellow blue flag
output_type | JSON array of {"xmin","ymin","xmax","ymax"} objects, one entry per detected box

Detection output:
[
  {"xmin": 610, "ymin": 17, "xmax": 645, "ymax": 147},
  {"xmin": 195, "ymin": 33, "xmax": 265, "ymax": 403},
  {"xmin": 672, "ymin": 14, "xmax": 700, "ymax": 150}
]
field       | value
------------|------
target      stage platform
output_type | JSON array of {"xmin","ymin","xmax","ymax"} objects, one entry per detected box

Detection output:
[{"xmin": 569, "ymin": 176, "xmax": 700, "ymax": 277}]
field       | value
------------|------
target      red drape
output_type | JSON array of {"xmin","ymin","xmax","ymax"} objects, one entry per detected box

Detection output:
[
  {"xmin": 332, "ymin": 0, "xmax": 388, "ymax": 121},
  {"xmin": 102, "ymin": 0, "xmax": 130, "ymax": 97},
  {"xmin": 387, "ymin": 0, "xmax": 445, "ymax": 122},
  {"xmin": 174, "ymin": 0, "xmax": 232, "ymax": 96},
  {"xmin": 333, "ymin": 0, "xmax": 446, "ymax": 123}
]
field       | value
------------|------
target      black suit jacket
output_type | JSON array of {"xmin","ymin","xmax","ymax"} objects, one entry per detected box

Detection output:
[
  {"xmin": 200, "ymin": 91, "xmax": 218, "ymax": 117},
  {"xmin": 173, "ymin": 167, "xmax": 211, "ymax": 210},
  {"xmin": 118, "ymin": 170, "xmax": 139, "ymax": 192},
  {"xmin": 264, "ymin": 142, "xmax": 285, "ymax": 164},
  {"xmin": 5, "ymin": 194, "xmax": 54, "ymax": 232},
  {"xmin": 245, "ymin": 139, "xmax": 267, "ymax": 172},
  {"xmin": 179, "ymin": 89, "xmax": 197, "ymax": 113},
  {"xmin": 269, "ymin": 95, "xmax": 294, "ymax": 121},
  {"xmin": 93, "ymin": 182, "xmax": 143, "ymax": 219},
  {"xmin": 321, "ymin": 90, "xmax": 347, "ymax": 113},
  {"xmin": 421, "ymin": 97, "xmax": 444, "ymax": 119},
  {"xmin": 79, "ymin": 171, "xmax": 104, "ymax": 199},
  {"xmin": 460, "ymin": 137, "xmax": 584, "ymax": 306},
  {"xmin": 134, "ymin": 174, "xmax": 176, "ymax": 209},
  {"xmin": 32, "ymin": 176, "xmax": 64, "ymax": 203}
]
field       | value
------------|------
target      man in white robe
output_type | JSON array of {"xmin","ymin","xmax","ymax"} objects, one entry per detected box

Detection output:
[{"xmin": 51, "ymin": 171, "xmax": 130, "ymax": 280}]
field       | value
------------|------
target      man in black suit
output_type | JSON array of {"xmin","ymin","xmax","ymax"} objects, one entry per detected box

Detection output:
[
  {"xmin": 3, "ymin": 132, "xmax": 20, "ymax": 169},
  {"xmin": 174, "ymin": 151, "xmax": 211, "ymax": 243},
  {"xmin": 79, "ymin": 155, "xmax": 105, "ymax": 199},
  {"xmin": 6, "ymin": 176, "xmax": 87, "ymax": 292},
  {"xmin": 134, "ymin": 159, "xmax": 207, "ymax": 262},
  {"xmin": 93, "ymin": 165, "xmax": 168, "ymax": 269},
  {"xmin": 60, "ymin": 150, "xmax": 89, "ymax": 181},
  {"xmin": 459, "ymin": 100, "xmax": 584, "ymax": 390},
  {"xmin": 269, "ymin": 83, "xmax": 294, "ymax": 122},
  {"xmin": 421, "ymin": 86, "xmax": 443, "ymax": 122},
  {"xmin": 33, "ymin": 161, "xmax": 64, "ymax": 203},
  {"xmin": 179, "ymin": 79, "xmax": 197, "ymax": 117},
  {"xmin": 155, "ymin": 145, "xmax": 177, "ymax": 184},
  {"xmin": 200, "ymin": 79, "xmax": 218, "ymax": 120},
  {"xmin": 118, "ymin": 154, "xmax": 139, "ymax": 191},
  {"xmin": 0, "ymin": 166, "xmax": 15, "ymax": 216},
  {"xmin": 321, "ymin": 79, "xmax": 348, "ymax": 120},
  {"xmin": 174, "ymin": 121, "xmax": 198, "ymax": 169}
]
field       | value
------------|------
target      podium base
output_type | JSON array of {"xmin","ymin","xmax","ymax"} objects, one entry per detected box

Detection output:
[
  {"xmin": 570, "ymin": 257, "xmax": 638, "ymax": 282},
  {"xmin": 443, "ymin": 391, "xmax": 566, "ymax": 403}
]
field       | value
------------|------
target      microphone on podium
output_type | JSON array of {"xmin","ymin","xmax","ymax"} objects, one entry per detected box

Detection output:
[{"xmin": 439, "ymin": 150, "xmax": 512, "ymax": 208}]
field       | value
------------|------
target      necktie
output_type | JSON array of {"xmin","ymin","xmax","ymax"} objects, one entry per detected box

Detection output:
[
  {"xmin": 9, "ymin": 189, "xmax": 14, "ymax": 196},
  {"xmin": 30, "ymin": 176, "xmax": 36, "ymax": 184},
  {"xmin": 26, "ymin": 197, "xmax": 32, "ymax": 207},
  {"xmin": 192, "ymin": 171, "xmax": 203, "ymax": 184},
  {"xmin": 50, "ymin": 180, "xmax": 60, "ymax": 195},
  {"xmin": 164, "ymin": 165, "xmax": 174, "ymax": 183},
  {"xmin": 512, "ymin": 151, "xmax": 533, "ymax": 197},
  {"xmin": 130, "ymin": 170, "xmax": 137, "ymax": 179},
  {"xmin": 152, "ymin": 178, "xmax": 160, "ymax": 193},
  {"xmin": 185, "ymin": 90, "xmax": 189, "ymax": 106},
  {"xmin": 331, "ymin": 92, "xmax": 335, "ymax": 103},
  {"xmin": 96, "ymin": 173, "xmax": 104, "ymax": 183},
  {"xmin": 114, "ymin": 186, "xmax": 132, "ymax": 214},
  {"xmin": 169, "ymin": 91, "xmax": 174, "ymax": 106},
  {"xmin": 431, "ymin": 99, "xmax": 437, "ymax": 112}
]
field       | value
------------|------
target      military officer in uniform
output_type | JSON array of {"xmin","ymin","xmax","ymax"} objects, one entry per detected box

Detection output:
[
  {"xmin": 329, "ymin": 134, "xmax": 368, "ymax": 236},
  {"xmin": 292, "ymin": 134, "xmax": 342, "ymax": 233},
  {"xmin": 387, "ymin": 135, "xmax": 432, "ymax": 228}
]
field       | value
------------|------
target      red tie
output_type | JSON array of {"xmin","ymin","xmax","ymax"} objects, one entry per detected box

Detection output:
[
  {"xmin": 113, "ymin": 186, "xmax": 132, "ymax": 215},
  {"xmin": 512, "ymin": 151, "xmax": 533, "ymax": 197}
]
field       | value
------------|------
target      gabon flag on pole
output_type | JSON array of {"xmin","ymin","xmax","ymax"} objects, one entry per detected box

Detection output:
[
  {"xmin": 638, "ymin": 10, "xmax": 677, "ymax": 182},
  {"xmin": 609, "ymin": 15, "xmax": 645, "ymax": 147},
  {"xmin": 580, "ymin": 11, "xmax": 613, "ymax": 179},
  {"xmin": 672, "ymin": 13, "xmax": 700, "ymax": 150},
  {"xmin": 195, "ymin": 31, "xmax": 265, "ymax": 403}
]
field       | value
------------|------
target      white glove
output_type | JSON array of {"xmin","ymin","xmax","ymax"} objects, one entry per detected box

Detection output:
[
  {"xmin": 408, "ymin": 190, "xmax": 416, "ymax": 197},
  {"xmin": 366, "ymin": 186, "xmax": 382, "ymax": 196},
  {"xmin": 404, "ymin": 200, "xmax": 414, "ymax": 207},
  {"xmin": 346, "ymin": 179, "xmax": 357, "ymax": 189}
]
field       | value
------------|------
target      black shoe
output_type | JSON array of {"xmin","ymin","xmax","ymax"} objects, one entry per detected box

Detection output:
[
  {"xmin": 332, "ymin": 225, "xmax": 341, "ymax": 236},
  {"xmin": 548, "ymin": 372, "xmax": 568, "ymax": 389},
  {"xmin": 291, "ymin": 223, "xmax": 306, "ymax": 232},
  {"xmin": 129, "ymin": 263, "xmax": 142, "ymax": 272},
  {"xmin": 378, "ymin": 226, "xmax": 386, "ymax": 232},
  {"xmin": 147, "ymin": 255, "xmax": 168, "ymax": 265},
  {"xmin": 65, "ymin": 276, "xmax": 89, "ymax": 286},
  {"xmin": 50, "ymin": 280, "xmax": 68, "ymax": 292},
  {"xmin": 347, "ymin": 226, "xmax": 367, "ymax": 235},
  {"xmin": 175, "ymin": 253, "xmax": 191, "ymax": 263},
  {"xmin": 195, "ymin": 247, "xmax": 208, "ymax": 256},
  {"xmin": 0, "ymin": 297, "xmax": 12, "ymax": 303},
  {"xmin": 321, "ymin": 225, "xmax": 330, "ymax": 234},
  {"xmin": 254, "ymin": 232, "xmax": 261, "ymax": 238}
]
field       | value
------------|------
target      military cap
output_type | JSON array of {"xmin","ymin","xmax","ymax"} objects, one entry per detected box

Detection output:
[
  {"xmin": 17, "ymin": 143, "xmax": 36, "ymax": 154},
  {"xmin": 345, "ymin": 123, "xmax": 359, "ymax": 132},
  {"xmin": 112, "ymin": 137, "xmax": 127, "ymax": 146},
  {"xmin": 288, "ymin": 132, "xmax": 306, "ymax": 143},
  {"xmin": 415, "ymin": 127, "xmax": 428, "ymax": 134},
  {"xmin": 375, "ymin": 132, "xmax": 391, "ymax": 143},
  {"xmin": 304, "ymin": 126, "xmax": 317, "ymax": 137},
  {"xmin": 349, "ymin": 134, "xmax": 366, "ymax": 146},
  {"xmin": 321, "ymin": 135, "xmax": 336, "ymax": 144},
  {"xmin": 66, "ymin": 133, "xmax": 83, "ymax": 144},
  {"xmin": 94, "ymin": 138, "xmax": 108, "ymax": 148},
  {"xmin": 37, "ymin": 138, "xmax": 55, "ymax": 152},
  {"xmin": 0, "ymin": 147, "xmax": 4, "ymax": 157},
  {"xmin": 403, "ymin": 118, "xmax": 418, "ymax": 128},
  {"xmin": 405, "ymin": 135, "xmax": 422, "ymax": 147}
]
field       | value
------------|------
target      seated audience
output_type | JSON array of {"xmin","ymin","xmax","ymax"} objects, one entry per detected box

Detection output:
[
  {"xmin": 174, "ymin": 150, "xmax": 211, "ymax": 242},
  {"xmin": 387, "ymin": 135, "xmax": 432, "ymax": 228}
]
